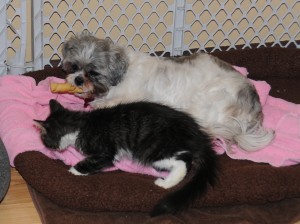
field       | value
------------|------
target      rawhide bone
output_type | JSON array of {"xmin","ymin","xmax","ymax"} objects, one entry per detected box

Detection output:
[{"xmin": 50, "ymin": 83, "xmax": 83, "ymax": 94}]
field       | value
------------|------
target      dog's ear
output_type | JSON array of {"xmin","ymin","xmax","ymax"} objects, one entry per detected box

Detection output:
[
  {"xmin": 62, "ymin": 40, "xmax": 71, "ymax": 57},
  {"xmin": 49, "ymin": 99, "xmax": 64, "ymax": 113},
  {"xmin": 62, "ymin": 34, "xmax": 78, "ymax": 57},
  {"xmin": 107, "ymin": 49, "xmax": 129, "ymax": 86},
  {"xmin": 104, "ymin": 37, "xmax": 113, "ymax": 44}
]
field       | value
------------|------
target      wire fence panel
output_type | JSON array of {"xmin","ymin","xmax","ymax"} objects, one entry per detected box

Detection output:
[
  {"xmin": 183, "ymin": 0, "xmax": 300, "ymax": 54},
  {"xmin": 33, "ymin": 0, "xmax": 178, "ymax": 68},
  {"xmin": 1, "ymin": 0, "xmax": 28, "ymax": 75}
]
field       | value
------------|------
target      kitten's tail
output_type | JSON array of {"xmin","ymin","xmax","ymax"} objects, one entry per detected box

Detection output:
[{"xmin": 150, "ymin": 149, "xmax": 217, "ymax": 217}]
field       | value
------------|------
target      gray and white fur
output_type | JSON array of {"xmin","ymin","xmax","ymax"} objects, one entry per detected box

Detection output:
[{"xmin": 62, "ymin": 32, "xmax": 274, "ymax": 151}]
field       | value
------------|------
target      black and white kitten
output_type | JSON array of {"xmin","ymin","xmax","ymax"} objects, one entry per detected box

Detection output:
[{"xmin": 35, "ymin": 99, "xmax": 217, "ymax": 216}]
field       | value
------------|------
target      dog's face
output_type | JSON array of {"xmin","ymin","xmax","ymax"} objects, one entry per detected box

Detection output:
[{"xmin": 62, "ymin": 33, "xmax": 129, "ymax": 99}]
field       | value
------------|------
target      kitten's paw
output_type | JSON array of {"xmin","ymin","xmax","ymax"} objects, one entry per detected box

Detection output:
[
  {"xmin": 69, "ymin": 167, "xmax": 88, "ymax": 176},
  {"xmin": 155, "ymin": 178, "xmax": 175, "ymax": 189}
]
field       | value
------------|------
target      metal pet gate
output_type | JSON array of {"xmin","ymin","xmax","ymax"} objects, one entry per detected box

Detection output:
[{"xmin": 1, "ymin": 0, "xmax": 300, "ymax": 75}]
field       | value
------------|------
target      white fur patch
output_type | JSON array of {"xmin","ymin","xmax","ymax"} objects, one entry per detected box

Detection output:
[
  {"xmin": 113, "ymin": 149, "xmax": 133, "ymax": 162},
  {"xmin": 153, "ymin": 158, "xmax": 187, "ymax": 189},
  {"xmin": 68, "ymin": 166, "xmax": 88, "ymax": 176},
  {"xmin": 59, "ymin": 131, "xmax": 79, "ymax": 150},
  {"xmin": 66, "ymin": 72, "xmax": 83, "ymax": 86}
]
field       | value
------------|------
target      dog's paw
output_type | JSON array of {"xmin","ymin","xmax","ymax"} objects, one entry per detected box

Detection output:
[
  {"xmin": 90, "ymin": 98, "xmax": 123, "ymax": 109},
  {"xmin": 68, "ymin": 167, "xmax": 88, "ymax": 176},
  {"xmin": 89, "ymin": 99, "xmax": 106, "ymax": 109}
]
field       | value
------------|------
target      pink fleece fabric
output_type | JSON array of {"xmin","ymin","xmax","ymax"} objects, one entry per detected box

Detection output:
[
  {"xmin": 0, "ymin": 75, "xmax": 167, "ymax": 177},
  {"xmin": 213, "ymin": 66, "xmax": 300, "ymax": 167},
  {"xmin": 0, "ymin": 69, "xmax": 299, "ymax": 170}
]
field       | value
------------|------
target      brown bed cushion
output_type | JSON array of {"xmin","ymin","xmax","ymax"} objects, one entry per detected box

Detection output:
[
  {"xmin": 27, "ymin": 185, "xmax": 300, "ymax": 224},
  {"xmin": 16, "ymin": 150, "xmax": 300, "ymax": 212},
  {"xmin": 15, "ymin": 48, "xmax": 300, "ymax": 222}
]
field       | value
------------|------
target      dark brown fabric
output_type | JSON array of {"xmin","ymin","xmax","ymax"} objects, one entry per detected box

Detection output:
[
  {"xmin": 213, "ymin": 48, "xmax": 300, "ymax": 103},
  {"xmin": 23, "ymin": 66, "xmax": 67, "ymax": 84},
  {"xmin": 14, "ymin": 151, "xmax": 300, "ymax": 213},
  {"xmin": 14, "ymin": 47, "xmax": 300, "ymax": 223},
  {"xmin": 28, "ymin": 185, "xmax": 300, "ymax": 224}
]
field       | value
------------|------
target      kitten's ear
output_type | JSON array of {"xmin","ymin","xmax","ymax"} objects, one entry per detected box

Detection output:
[
  {"xmin": 33, "ymin": 120, "xmax": 47, "ymax": 134},
  {"xmin": 49, "ymin": 99, "xmax": 64, "ymax": 113}
]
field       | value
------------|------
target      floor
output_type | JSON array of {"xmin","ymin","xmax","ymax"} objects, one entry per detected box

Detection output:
[{"xmin": 0, "ymin": 168, "xmax": 41, "ymax": 224}]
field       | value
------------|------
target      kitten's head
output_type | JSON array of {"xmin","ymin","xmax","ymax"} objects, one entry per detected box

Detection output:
[{"xmin": 34, "ymin": 100, "xmax": 78, "ymax": 150}]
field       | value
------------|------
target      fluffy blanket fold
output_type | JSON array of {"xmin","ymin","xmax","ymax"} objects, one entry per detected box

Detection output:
[
  {"xmin": 219, "ymin": 66, "xmax": 300, "ymax": 166},
  {"xmin": 0, "ymin": 76, "xmax": 86, "ymax": 166},
  {"xmin": 0, "ymin": 75, "xmax": 167, "ymax": 177}
]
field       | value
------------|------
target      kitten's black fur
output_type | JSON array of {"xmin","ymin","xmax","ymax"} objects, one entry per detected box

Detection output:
[{"xmin": 35, "ymin": 99, "xmax": 217, "ymax": 216}]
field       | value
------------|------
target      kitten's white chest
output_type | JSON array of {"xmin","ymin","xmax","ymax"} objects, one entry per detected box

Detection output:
[{"xmin": 59, "ymin": 131, "xmax": 79, "ymax": 150}]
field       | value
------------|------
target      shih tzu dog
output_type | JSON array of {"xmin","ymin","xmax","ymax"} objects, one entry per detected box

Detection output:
[{"xmin": 62, "ymin": 32, "xmax": 274, "ymax": 152}]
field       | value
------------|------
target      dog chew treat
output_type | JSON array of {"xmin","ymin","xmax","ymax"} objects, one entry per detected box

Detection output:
[{"xmin": 50, "ymin": 83, "xmax": 83, "ymax": 94}]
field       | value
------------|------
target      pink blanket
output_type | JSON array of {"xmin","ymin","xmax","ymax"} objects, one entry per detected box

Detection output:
[
  {"xmin": 0, "ymin": 76, "xmax": 167, "ymax": 177},
  {"xmin": 0, "ymin": 76, "xmax": 86, "ymax": 166},
  {"xmin": 217, "ymin": 66, "xmax": 300, "ymax": 166},
  {"xmin": 0, "ymin": 71, "xmax": 299, "ymax": 173}
]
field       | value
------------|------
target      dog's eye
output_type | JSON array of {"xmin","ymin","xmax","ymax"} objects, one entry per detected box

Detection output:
[
  {"xmin": 87, "ymin": 71, "xmax": 100, "ymax": 77},
  {"xmin": 72, "ymin": 64, "xmax": 79, "ymax": 72}
]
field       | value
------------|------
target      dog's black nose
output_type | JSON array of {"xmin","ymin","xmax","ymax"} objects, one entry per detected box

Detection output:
[{"xmin": 74, "ymin": 76, "xmax": 84, "ymax": 86}]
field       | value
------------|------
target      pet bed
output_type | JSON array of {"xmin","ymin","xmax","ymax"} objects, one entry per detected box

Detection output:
[{"xmin": 8, "ymin": 47, "xmax": 300, "ymax": 223}]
